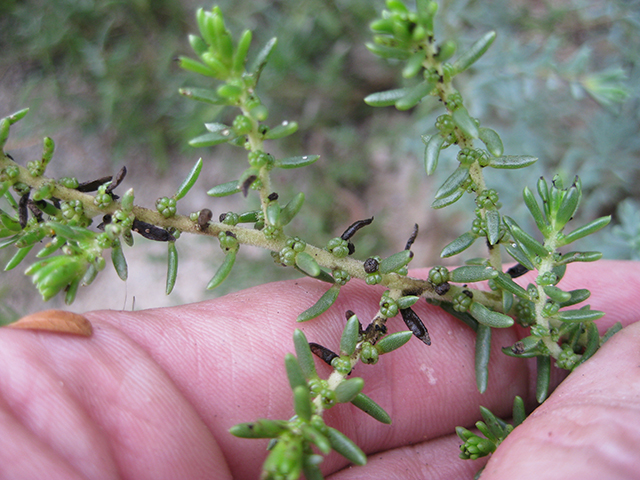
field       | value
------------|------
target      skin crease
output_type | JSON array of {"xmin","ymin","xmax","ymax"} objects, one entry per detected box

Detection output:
[{"xmin": 0, "ymin": 261, "xmax": 638, "ymax": 479}]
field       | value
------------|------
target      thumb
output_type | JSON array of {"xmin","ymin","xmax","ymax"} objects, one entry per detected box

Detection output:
[{"xmin": 482, "ymin": 321, "xmax": 640, "ymax": 480}]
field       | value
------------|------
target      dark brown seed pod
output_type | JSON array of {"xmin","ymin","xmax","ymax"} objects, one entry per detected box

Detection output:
[
  {"xmin": 219, "ymin": 213, "xmax": 227, "ymax": 222},
  {"xmin": 105, "ymin": 166, "xmax": 127, "ymax": 195},
  {"xmin": 404, "ymin": 223, "xmax": 419, "ymax": 250},
  {"xmin": 511, "ymin": 342, "xmax": 525, "ymax": 355},
  {"xmin": 363, "ymin": 257, "xmax": 379, "ymax": 274},
  {"xmin": 198, "ymin": 208, "xmax": 213, "ymax": 230},
  {"xmin": 18, "ymin": 193, "xmax": 29, "ymax": 228},
  {"xmin": 340, "ymin": 217, "xmax": 374, "ymax": 241},
  {"xmin": 347, "ymin": 241, "xmax": 355, "ymax": 255},
  {"xmin": 76, "ymin": 175, "xmax": 112, "ymax": 192},
  {"xmin": 309, "ymin": 342, "xmax": 339, "ymax": 367},
  {"xmin": 345, "ymin": 310, "xmax": 356, "ymax": 320},
  {"xmin": 400, "ymin": 307, "xmax": 431, "ymax": 346},
  {"xmin": 241, "ymin": 175, "xmax": 257, "ymax": 197},
  {"xmin": 132, "ymin": 219, "xmax": 175, "ymax": 242},
  {"xmin": 96, "ymin": 214, "xmax": 112, "ymax": 230},
  {"xmin": 507, "ymin": 263, "xmax": 529, "ymax": 279},
  {"xmin": 462, "ymin": 289, "xmax": 473, "ymax": 298},
  {"xmin": 435, "ymin": 282, "xmax": 450, "ymax": 295},
  {"xmin": 27, "ymin": 200, "xmax": 44, "ymax": 222},
  {"xmin": 267, "ymin": 192, "xmax": 279, "ymax": 201}
]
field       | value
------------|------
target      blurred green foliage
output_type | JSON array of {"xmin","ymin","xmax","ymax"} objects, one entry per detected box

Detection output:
[{"xmin": 1, "ymin": 0, "xmax": 638, "ymax": 272}]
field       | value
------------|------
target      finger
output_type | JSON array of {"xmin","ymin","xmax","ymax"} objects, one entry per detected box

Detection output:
[
  {"xmin": 0, "ymin": 322, "xmax": 229, "ymax": 480},
  {"xmin": 88, "ymin": 261, "xmax": 640, "ymax": 477},
  {"xmin": 481, "ymin": 319, "xmax": 640, "ymax": 480}
]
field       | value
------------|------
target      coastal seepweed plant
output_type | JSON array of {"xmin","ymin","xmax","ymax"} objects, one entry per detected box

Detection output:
[{"xmin": 0, "ymin": 1, "xmax": 628, "ymax": 478}]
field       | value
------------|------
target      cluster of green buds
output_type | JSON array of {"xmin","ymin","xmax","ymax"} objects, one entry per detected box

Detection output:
[{"xmin": 456, "ymin": 397, "xmax": 525, "ymax": 460}]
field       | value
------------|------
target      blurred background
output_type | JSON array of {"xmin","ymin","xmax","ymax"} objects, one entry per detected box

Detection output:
[{"xmin": 0, "ymin": 0, "xmax": 638, "ymax": 320}]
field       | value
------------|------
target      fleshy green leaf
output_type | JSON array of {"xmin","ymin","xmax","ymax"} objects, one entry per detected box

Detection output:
[
  {"xmin": 206, "ymin": 250, "xmax": 236, "ymax": 289},
  {"xmin": 335, "ymin": 377, "xmax": 364, "ymax": 403},
  {"xmin": 285, "ymin": 353, "xmax": 307, "ymax": 391},
  {"xmin": 207, "ymin": 180, "xmax": 240, "ymax": 197},
  {"xmin": 166, "ymin": 241, "xmax": 178, "ymax": 295},
  {"xmin": 487, "ymin": 155, "xmax": 537, "ymax": 169},
  {"xmin": 295, "ymin": 252, "xmax": 321, "ymax": 278},
  {"xmin": 554, "ymin": 308, "xmax": 604, "ymax": 323},
  {"xmin": 364, "ymin": 87, "xmax": 409, "ymax": 107},
  {"xmin": 536, "ymin": 355, "xmax": 551, "ymax": 403},
  {"xmin": 325, "ymin": 427, "xmax": 367, "ymax": 466},
  {"xmin": 175, "ymin": 158, "xmax": 203, "ymax": 200},
  {"xmin": 441, "ymin": 231, "xmax": 478, "ymax": 258},
  {"xmin": 4, "ymin": 245, "xmax": 33, "ymax": 271},
  {"xmin": 543, "ymin": 285, "xmax": 572, "ymax": 303},
  {"xmin": 250, "ymin": 37, "xmax": 278, "ymax": 79},
  {"xmin": 274, "ymin": 155, "xmax": 320, "ymax": 169},
  {"xmin": 434, "ymin": 166, "xmax": 470, "ymax": 200},
  {"xmin": 293, "ymin": 329, "xmax": 318, "ymax": 379},
  {"xmin": 111, "ymin": 240, "xmax": 128, "ymax": 281},
  {"xmin": 452, "ymin": 31, "xmax": 497, "ymax": 74},
  {"xmin": 450, "ymin": 265, "xmax": 498, "ymax": 283},
  {"xmin": 431, "ymin": 188, "xmax": 464, "ymax": 209},
  {"xmin": 375, "ymin": 330, "xmax": 413, "ymax": 354},
  {"xmin": 350, "ymin": 393, "xmax": 392, "ymax": 424},
  {"xmin": 485, "ymin": 209, "xmax": 501, "ymax": 245},
  {"xmin": 179, "ymin": 87, "xmax": 227, "ymax": 104},
  {"xmin": 189, "ymin": 130, "xmax": 234, "ymax": 147},
  {"xmin": 229, "ymin": 419, "xmax": 288, "ymax": 438},
  {"xmin": 493, "ymin": 273, "xmax": 530, "ymax": 299},
  {"xmin": 340, "ymin": 314, "xmax": 360, "ymax": 356},
  {"xmin": 395, "ymin": 79, "xmax": 436, "ymax": 111},
  {"xmin": 559, "ymin": 216, "xmax": 611, "ymax": 246},
  {"xmin": 452, "ymin": 107, "xmax": 479, "ymax": 139},
  {"xmin": 264, "ymin": 121, "xmax": 298, "ymax": 140},
  {"xmin": 379, "ymin": 250, "xmax": 413, "ymax": 274},
  {"xmin": 469, "ymin": 302, "xmax": 514, "ymax": 328},
  {"xmin": 424, "ymin": 134, "xmax": 445, "ymax": 175},
  {"xmin": 297, "ymin": 284, "xmax": 340, "ymax": 322},
  {"xmin": 503, "ymin": 216, "xmax": 549, "ymax": 259},
  {"xmin": 475, "ymin": 324, "xmax": 491, "ymax": 393},
  {"xmin": 478, "ymin": 127, "xmax": 504, "ymax": 157},
  {"xmin": 293, "ymin": 385, "xmax": 312, "ymax": 421}
]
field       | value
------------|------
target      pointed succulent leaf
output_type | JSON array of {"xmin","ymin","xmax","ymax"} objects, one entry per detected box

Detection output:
[
  {"xmin": 379, "ymin": 250, "xmax": 413, "ymax": 274},
  {"xmin": 175, "ymin": 158, "xmax": 203, "ymax": 200},
  {"xmin": 469, "ymin": 302, "xmax": 514, "ymax": 328},
  {"xmin": 207, "ymin": 180, "xmax": 240, "ymax": 197},
  {"xmin": 523, "ymin": 186, "xmax": 549, "ymax": 234},
  {"xmin": 350, "ymin": 393, "xmax": 392, "ymax": 424},
  {"xmin": 206, "ymin": 250, "xmax": 236, "ymax": 289},
  {"xmin": 441, "ymin": 231, "xmax": 478, "ymax": 258},
  {"xmin": 293, "ymin": 329, "xmax": 318, "ymax": 379},
  {"xmin": 487, "ymin": 155, "xmax": 537, "ymax": 169},
  {"xmin": 512, "ymin": 396, "xmax": 526, "ymax": 426},
  {"xmin": 395, "ymin": 79, "xmax": 436, "ymax": 110},
  {"xmin": 274, "ymin": 155, "xmax": 320, "ymax": 169},
  {"xmin": 485, "ymin": 209, "xmax": 501, "ymax": 245},
  {"xmin": 4, "ymin": 245, "xmax": 33, "ymax": 271},
  {"xmin": 111, "ymin": 240, "xmax": 128, "ymax": 281},
  {"xmin": 543, "ymin": 285, "xmax": 572, "ymax": 303},
  {"xmin": 478, "ymin": 127, "xmax": 504, "ymax": 157},
  {"xmin": 503, "ymin": 242, "xmax": 536, "ymax": 270},
  {"xmin": 475, "ymin": 324, "xmax": 491, "ymax": 393},
  {"xmin": 335, "ymin": 377, "xmax": 364, "ymax": 403},
  {"xmin": 555, "ymin": 251, "xmax": 603, "ymax": 265},
  {"xmin": 558, "ymin": 289, "xmax": 590, "ymax": 308},
  {"xmin": 375, "ymin": 331, "xmax": 413, "ymax": 354},
  {"xmin": 264, "ymin": 121, "xmax": 298, "ymax": 140},
  {"xmin": 449, "ymin": 265, "xmax": 498, "ymax": 283},
  {"xmin": 232, "ymin": 29, "xmax": 252, "ymax": 74},
  {"xmin": 554, "ymin": 308, "xmax": 604, "ymax": 323},
  {"xmin": 285, "ymin": 353, "xmax": 307, "ymax": 391},
  {"xmin": 189, "ymin": 130, "xmax": 235, "ymax": 147},
  {"xmin": 536, "ymin": 355, "xmax": 551, "ymax": 403},
  {"xmin": 295, "ymin": 252, "xmax": 321, "ymax": 278},
  {"xmin": 293, "ymin": 385, "xmax": 312, "ymax": 421},
  {"xmin": 452, "ymin": 107, "xmax": 479, "ymax": 139},
  {"xmin": 493, "ymin": 273, "xmax": 530, "ymax": 300},
  {"xmin": 229, "ymin": 419, "xmax": 289, "ymax": 438},
  {"xmin": 166, "ymin": 241, "xmax": 178, "ymax": 295},
  {"xmin": 434, "ymin": 166, "xmax": 470, "ymax": 200},
  {"xmin": 424, "ymin": 134, "xmax": 445, "ymax": 175},
  {"xmin": 340, "ymin": 314, "xmax": 360, "ymax": 356},
  {"xmin": 559, "ymin": 216, "xmax": 611, "ymax": 246},
  {"xmin": 179, "ymin": 87, "xmax": 227, "ymax": 105},
  {"xmin": 453, "ymin": 31, "xmax": 497, "ymax": 74},
  {"xmin": 503, "ymin": 216, "xmax": 549, "ymax": 259},
  {"xmin": 250, "ymin": 37, "xmax": 278, "ymax": 79},
  {"xmin": 364, "ymin": 87, "xmax": 410, "ymax": 107},
  {"xmin": 431, "ymin": 187, "xmax": 464, "ymax": 209},
  {"xmin": 325, "ymin": 427, "xmax": 367, "ymax": 466},
  {"xmin": 396, "ymin": 295, "xmax": 419, "ymax": 310},
  {"xmin": 297, "ymin": 284, "xmax": 340, "ymax": 322}
]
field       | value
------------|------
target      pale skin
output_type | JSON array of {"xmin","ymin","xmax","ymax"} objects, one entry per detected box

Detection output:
[{"xmin": 0, "ymin": 261, "xmax": 639, "ymax": 480}]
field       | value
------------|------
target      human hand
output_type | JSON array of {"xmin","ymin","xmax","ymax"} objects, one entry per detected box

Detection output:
[{"xmin": 0, "ymin": 261, "xmax": 638, "ymax": 480}]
